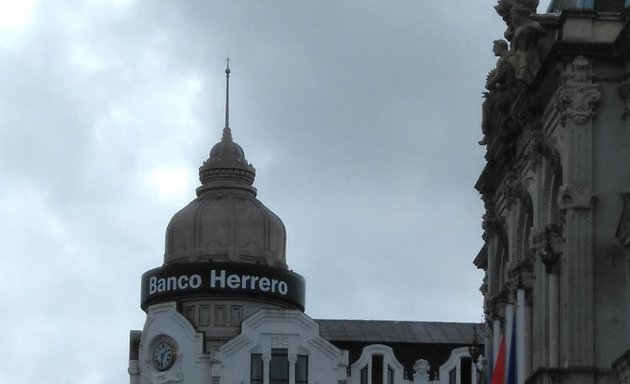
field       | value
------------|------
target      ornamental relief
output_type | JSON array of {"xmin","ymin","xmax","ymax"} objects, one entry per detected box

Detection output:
[
  {"xmin": 556, "ymin": 56, "xmax": 601, "ymax": 126},
  {"xmin": 502, "ymin": 173, "xmax": 527, "ymax": 206},
  {"xmin": 525, "ymin": 131, "xmax": 561, "ymax": 172},
  {"xmin": 559, "ymin": 183, "xmax": 595, "ymax": 210},
  {"xmin": 482, "ymin": 212, "xmax": 506, "ymax": 241}
]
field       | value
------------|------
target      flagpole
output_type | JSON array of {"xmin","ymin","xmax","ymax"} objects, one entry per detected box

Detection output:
[{"xmin": 516, "ymin": 288, "xmax": 527, "ymax": 384}]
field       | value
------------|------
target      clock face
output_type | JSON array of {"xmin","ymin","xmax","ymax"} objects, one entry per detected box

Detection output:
[{"xmin": 152, "ymin": 341, "xmax": 175, "ymax": 371}]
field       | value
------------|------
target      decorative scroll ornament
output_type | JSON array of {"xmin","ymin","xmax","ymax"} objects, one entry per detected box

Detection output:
[{"xmin": 556, "ymin": 56, "xmax": 601, "ymax": 125}]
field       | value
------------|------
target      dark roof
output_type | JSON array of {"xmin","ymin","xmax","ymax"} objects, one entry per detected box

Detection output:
[{"xmin": 315, "ymin": 319, "xmax": 482, "ymax": 345}]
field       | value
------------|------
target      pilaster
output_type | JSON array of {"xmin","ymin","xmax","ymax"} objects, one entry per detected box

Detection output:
[{"xmin": 555, "ymin": 55, "xmax": 599, "ymax": 368}]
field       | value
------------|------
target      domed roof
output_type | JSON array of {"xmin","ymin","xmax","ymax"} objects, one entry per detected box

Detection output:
[{"xmin": 163, "ymin": 67, "xmax": 287, "ymax": 268}]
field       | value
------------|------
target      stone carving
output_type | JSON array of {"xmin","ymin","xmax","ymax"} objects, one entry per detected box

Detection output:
[
  {"xmin": 525, "ymin": 131, "xmax": 561, "ymax": 172},
  {"xmin": 480, "ymin": 1, "xmax": 545, "ymax": 145},
  {"xmin": 556, "ymin": 56, "xmax": 601, "ymax": 125},
  {"xmin": 506, "ymin": 4, "xmax": 546, "ymax": 87},
  {"xmin": 481, "ymin": 39, "xmax": 514, "ymax": 145},
  {"xmin": 507, "ymin": 255, "xmax": 535, "ymax": 286},
  {"xmin": 413, "ymin": 359, "xmax": 430, "ymax": 384},
  {"xmin": 495, "ymin": 0, "xmax": 539, "ymax": 37},
  {"xmin": 559, "ymin": 183, "xmax": 595, "ymax": 210},
  {"xmin": 482, "ymin": 212, "xmax": 506, "ymax": 241},
  {"xmin": 502, "ymin": 169, "xmax": 527, "ymax": 206},
  {"xmin": 618, "ymin": 78, "xmax": 630, "ymax": 119},
  {"xmin": 533, "ymin": 224, "xmax": 562, "ymax": 273},
  {"xmin": 524, "ymin": 130, "xmax": 544, "ymax": 169}
]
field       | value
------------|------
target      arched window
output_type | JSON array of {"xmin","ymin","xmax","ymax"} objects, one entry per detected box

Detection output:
[
  {"xmin": 350, "ymin": 345, "xmax": 404, "ymax": 384},
  {"xmin": 439, "ymin": 347, "xmax": 478, "ymax": 384}
]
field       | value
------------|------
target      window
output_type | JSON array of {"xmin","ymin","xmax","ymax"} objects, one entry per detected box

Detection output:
[
  {"xmin": 296, "ymin": 355, "xmax": 308, "ymax": 384},
  {"xmin": 270, "ymin": 349, "xmax": 289, "ymax": 384},
  {"xmin": 438, "ymin": 347, "xmax": 478, "ymax": 384},
  {"xmin": 460, "ymin": 357, "xmax": 472, "ymax": 384},
  {"xmin": 251, "ymin": 354, "xmax": 263, "ymax": 384},
  {"xmin": 350, "ymin": 345, "xmax": 403, "ymax": 384},
  {"xmin": 250, "ymin": 350, "xmax": 308, "ymax": 384},
  {"xmin": 372, "ymin": 354, "xmax": 383, "ymax": 384}
]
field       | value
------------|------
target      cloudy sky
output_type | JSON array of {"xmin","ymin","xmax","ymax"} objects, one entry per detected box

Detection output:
[{"xmin": 0, "ymin": 0, "xmax": 553, "ymax": 383}]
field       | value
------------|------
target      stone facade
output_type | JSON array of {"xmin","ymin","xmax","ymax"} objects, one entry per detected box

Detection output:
[{"xmin": 475, "ymin": 1, "xmax": 630, "ymax": 384}]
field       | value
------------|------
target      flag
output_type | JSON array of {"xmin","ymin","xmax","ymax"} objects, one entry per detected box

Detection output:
[
  {"xmin": 486, "ymin": 343, "xmax": 493, "ymax": 384},
  {"xmin": 506, "ymin": 320, "xmax": 516, "ymax": 384},
  {"xmin": 490, "ymin": 335, "xmax": 506, "ymax": 384}
]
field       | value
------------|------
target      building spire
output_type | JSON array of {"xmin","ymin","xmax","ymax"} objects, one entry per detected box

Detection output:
[{"xmin": 223, "ymin": 57, "xmax": 233, "ymax": 143}]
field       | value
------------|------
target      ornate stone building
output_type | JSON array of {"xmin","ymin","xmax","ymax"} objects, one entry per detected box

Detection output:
[
  {"xmin": 475, "ymin": 1, "xmax": 630, "ymax": 384},
  {"xmin": 128, "ymin": 67, "xmax": 482, "ymax": 384}
]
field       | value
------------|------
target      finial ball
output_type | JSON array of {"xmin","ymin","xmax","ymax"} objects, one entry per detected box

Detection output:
[{"xmin": 225, "ymin": 68, "xmax": 231, "ymax": 75}]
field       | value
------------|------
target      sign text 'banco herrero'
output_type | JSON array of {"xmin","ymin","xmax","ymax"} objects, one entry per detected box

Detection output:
[{"xmin": 140, "ymin": 262, "xmax": 306, "ymax": 311}]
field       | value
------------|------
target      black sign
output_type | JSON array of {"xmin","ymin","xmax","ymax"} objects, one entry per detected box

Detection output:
[{"xmin": 141, "ymin": 262, "xmax": 305, "ymax": 311}]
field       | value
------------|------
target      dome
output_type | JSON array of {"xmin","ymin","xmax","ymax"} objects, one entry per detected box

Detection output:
[
  {"xmin": 164, "ymin": 65, "xmax": 288, "ymax": 268},
  {"xmin": 164, "ymin": 127, "xmax": 287, "ymax": 268}
]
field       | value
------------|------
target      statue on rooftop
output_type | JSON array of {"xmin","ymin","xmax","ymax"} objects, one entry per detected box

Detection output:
[
  {"xmin": 481, "ymin": 39, "xmax": 513, "ymax": 145},
  {"xmin": 495, "ymin": 0, "xmax": 540, "ymax": 40},
  {"xmin": 507, "ymin": 4, "xmax": 546, "ymax": 86}
]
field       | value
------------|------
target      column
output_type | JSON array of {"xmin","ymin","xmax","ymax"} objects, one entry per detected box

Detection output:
[
  {"xmin": 548, "ymin": 272, "xmax": 559, "ymax": 367},
  {"xmin": 288, "ymin": 354, "xmax": 297, "ymax": 384},
  {"xmin": 516, "ymin": 288, "xmax": 531, "ymax": 384},
  {"xmin": 505, "ymin": 302, "xmax": 515, "ymax": 371},
  {"xmin": 262, "ymin": 354, "xmax": 271, "ymax": 384},
  {"xmin": 524, "ymin": 299, "xmax": 531, "ymax": 378}
]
